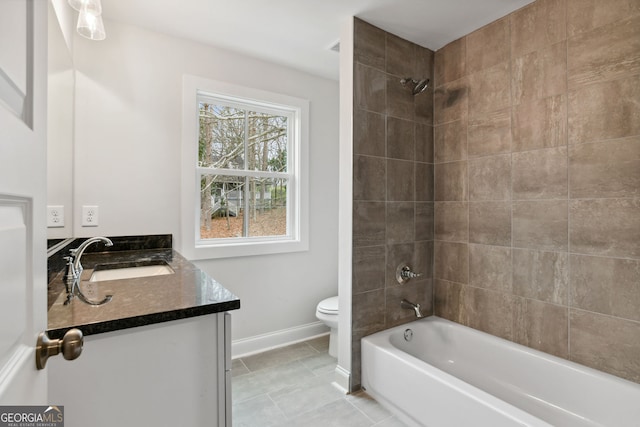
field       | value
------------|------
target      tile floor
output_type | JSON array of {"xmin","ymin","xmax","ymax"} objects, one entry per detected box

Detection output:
[{"xmin": 232, "ymin": 335, "xmax": 409, "ymax": 427}]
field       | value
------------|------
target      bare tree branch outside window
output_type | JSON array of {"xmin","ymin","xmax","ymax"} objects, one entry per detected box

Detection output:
[{"xmin": 198, "ymin": 102, "xmax": 289, "ymax": 239}]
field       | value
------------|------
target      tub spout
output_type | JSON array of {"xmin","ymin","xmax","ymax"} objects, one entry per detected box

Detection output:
[{"xmin": 401, "ymin": 299, "xmax": 423, "ymax": 318}]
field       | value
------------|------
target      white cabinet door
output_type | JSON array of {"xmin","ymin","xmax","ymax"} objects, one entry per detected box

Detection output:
[
  {"xmin": 48, "ymin": 315, "xmax": 223, "ymax": 427},
  {"xmin": 0, "ymin": 0, "xmax": 48, "ymax": 403}
]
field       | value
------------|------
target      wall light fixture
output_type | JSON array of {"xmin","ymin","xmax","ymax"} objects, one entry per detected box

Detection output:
[{"xmin": 68, "ymin": 0, "xmax": 106, "ymax": 41}]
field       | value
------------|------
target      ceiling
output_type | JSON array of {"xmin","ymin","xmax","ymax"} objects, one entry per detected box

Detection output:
[{"xmin": 102, "ymin": 0, "xmax": 534, "ymax": 81}]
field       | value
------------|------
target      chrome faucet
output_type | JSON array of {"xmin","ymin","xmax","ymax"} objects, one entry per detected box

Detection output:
[
  {"xmin": 401, "ymin": 299, "xmax": 424, "ymax": 318},
  {"xmin": 64, "ymin": 237, "xmax": 113, "ymax": 305}
]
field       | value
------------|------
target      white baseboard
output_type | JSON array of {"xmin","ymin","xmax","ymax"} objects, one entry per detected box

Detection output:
[
  {"xmin": 232, "ymin": 321, "xmax": 329, "ymax": 359},
  {"xmin": 332, "ymin": 364, "xmax": 351, "ymax": 394}
]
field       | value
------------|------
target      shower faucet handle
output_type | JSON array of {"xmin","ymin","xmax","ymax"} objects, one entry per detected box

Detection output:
[{"xmin": 396, "ymin": 264, "xmax": 423, "ymax": 284}]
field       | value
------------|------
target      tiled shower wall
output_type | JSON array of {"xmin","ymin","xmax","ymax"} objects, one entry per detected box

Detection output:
[
  {"xmin": 351, "ymin": 18, "xmax": 435, "ymax": 390},
  {"xmin": 433, "ymin": 0, "xmax": 640, "ymax": 383}
]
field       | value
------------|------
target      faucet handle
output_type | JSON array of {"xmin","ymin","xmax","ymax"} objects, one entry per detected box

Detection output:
[
  {"xmin": 63, "ymin": 256, "xmax": 77, "ymax": 295},
  {"xmin": 396, "ymin": 264, "xmax": 423, "ymax": 284},
  {"xmin": 63, "ymin": 256, "xmax": 75, "ymax": 273}
]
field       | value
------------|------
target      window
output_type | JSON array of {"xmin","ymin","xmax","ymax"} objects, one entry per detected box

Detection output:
[{"xmin": 181, "ymin": 76, "xmax": 309, "ymax": 259}]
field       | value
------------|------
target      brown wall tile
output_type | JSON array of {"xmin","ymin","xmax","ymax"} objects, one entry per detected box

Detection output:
[
  {"xmin": 415, "ymin": 163, "xmax": 434, "ymax": 202},
  {"xmin": 570, "ymin": 255, "xmax": 640, "ymax": 322},
  {"xmin": 512, "ymin": 147, "xmax": 568, "ymax": 200},
  {"xmin": 469, "ymin": 244, "xmax": 512, "ymax": 293},
  {"xmin": 416, "ymin": 47, "xmax": 435, "ymax": 81},
  {"xmin": 352, "ymin": 246, "xmax": 386, "ymax": 294},
  {"xmin": 434, "ymin": 279, "xmax": 463, "ymax": 322},
  {"xmin": 415, "ymin": 240, "xmax": 434, "ymax": 280},
  {"xmin": 354, "ymin": 155, "xmax": 386, "ymax": 201},
  {"xmin": 352, "ymin": 290, "xmax": 386, "ymax": 337},
  {"xmin": 434, "ymin": 77, "xmax": 468, "ymax": 125},
  {"xmin": 353, "ymin": 201, "xmax": 385, "ymax": 247},
  {"xmin": 570, "ymin": 309, "xmax": 640, "ymax": 383},
  {"xmin": 415, "ymin": 202, "xmax": 434, "ymax": 241},
  {"xmin": 512, "ymin": 41, "xmax": 567, "ymax": 105},
  {"xmin": 386, "ymin": 33, "xmax": 418, "ymax": 77},
  {"xmin": 514, "ymin": 299, "xmax": 569, "ymax": 358},
  {"xmin": 512, "ymin": 94, "xmax": 567, "ymax": 152},
  {"xmin": 434, "ymin": 38, "xmax": 466, "ymax": 86},
  {"xmin": 387, "ymin": 159, "xmax": 414, "ymax": 201},
  {"xmin": 355, "ymin": 63, "xmax": 386, "ymax": 113},
  {"xmin": 359, "ymin": 4, "xmax": 639, "ymax": 387},
  {"xmin": 466, "ymin": 18, "xmax": 510, "ymax": 74},
  {"xmin": 354, "ymin": 109, "xmax": 385, "ymax": 157},
  {"xmin": 468, "ymin": 109, "xmax": 512, "ymax": 157},
  {"xmin": 435, "ymin": 119, "xmax": 467, "ymax": 163},
  {"xmin": 468, "ymin": 61, "xmax": 511, "ymax": 118},
  {"xmin": 387, "ymin": 117, "xmax": 415, "ymax": 160},
  {"xmin": 468, "ymin": 154, "xmax": 511, "ymax": 201},
  {"xmin": 568, "ymin": 75, "xmax": 640, "ymax": 145},
  {"xmin": 352, "ymin": 22, "xmax": 435, "ymax": 392},
  {"xmin": 512, "ymin": 249, "xmax": 568, "ymax": 305},
  {"xmin": 469, "ymin": 201, "xmax": 512, "ymax": 246},
  {"xmin": 567, "ymin": 0, "xmax": 640, "ymax": 37},
  {"xmin": 415, "ymin": 123, "xmax": 434, "ymax": 163},
  {"xmin": 570, "ymin": 198, "xmax": 640, "ymax": 259},
  {"xmin": 569, "ymin": 136, "xmax": 640, "ymax": 199},
  {"xmin": 415, "ymin": 85, "xmax": 434, "ymax": 124},
  {"xmin": 435, "ymin": 202, "xmax": 468, "ymax": 242},
  {"xmin": 460, "ymin": 286, "xmax": 519, "ymax": 341},
  {"xmin": 386, "ymin": 202, "xmax": 415, "ymax": 244},
  {"xmin": 350, "ymin": 341, "xmax": 363, "ymax": 390},
  {"xmin": 354, "ymin": 18, "xmax": 386, "ymax": 69},
  {"xmin": 435, "ymin": 161, "xmax": 468, "ymax": 201},
  {"xmin": 434, "ymin": 241, "xmax": 469, "ymax": 284},
  {"xmin": 568, "ymin": 16, "xmax": 640, "ymax": 89},
  {"xmin": 387, "ymin": 75, "xmax": 415, "ymax": 120},
  {"xmin": 513, "ymin": 200, "xmax": 568, "ymax": 251},
  {"xmin": 511, "ymin": 0, "xmax": 567, "ymax": 57}
]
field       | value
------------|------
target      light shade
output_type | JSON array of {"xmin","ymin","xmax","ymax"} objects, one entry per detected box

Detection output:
[
  {"xmin": 77, "ymin": 7, "xmax": 106, "ymax": 41},
  {"xmin": 68, "ymin": 0, "xmax": 102, "ymax": 15}
]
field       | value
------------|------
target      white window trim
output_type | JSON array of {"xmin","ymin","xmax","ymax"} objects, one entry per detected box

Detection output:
[{"xmin": 181, "ymin": 75, "xmax": 309, "ymax": 260}]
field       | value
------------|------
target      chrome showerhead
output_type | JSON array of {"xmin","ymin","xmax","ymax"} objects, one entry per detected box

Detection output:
[{"xmin": 400, "ymin": 77, "xmax": 430, "ymax": 95}]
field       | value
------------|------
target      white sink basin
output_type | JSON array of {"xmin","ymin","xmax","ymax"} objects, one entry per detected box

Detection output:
[{"xmin": 89, "ymin": 264, "xmax": 174, "ymax": 282}]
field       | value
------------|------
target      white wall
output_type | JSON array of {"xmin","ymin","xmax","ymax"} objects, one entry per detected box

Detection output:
[
  {"xmin": 71, "ymin": 20, "xmax": 339, "ymax": 346},
  {"xmin": 50, "ymin": 0, "xmax": 75, "ymax": 53},
  {"xmin": 47, "ymin": 1, "xmax": 75, "ymax": 239}
]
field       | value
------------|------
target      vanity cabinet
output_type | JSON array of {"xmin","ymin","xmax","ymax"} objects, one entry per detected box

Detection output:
[{"xmin": 48, "ymin": 312, "xmax": 231, "ymax": 427}]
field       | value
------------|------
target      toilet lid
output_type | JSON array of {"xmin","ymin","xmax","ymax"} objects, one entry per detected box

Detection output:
[{"xmin": 318, "ymin": 296, "xmax": 338, "ymax": 314}]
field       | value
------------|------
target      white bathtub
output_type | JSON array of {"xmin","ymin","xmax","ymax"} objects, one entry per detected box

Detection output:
[{"xmin": 361, "ymin": 316, "xmax": 640, "ymax": 427}]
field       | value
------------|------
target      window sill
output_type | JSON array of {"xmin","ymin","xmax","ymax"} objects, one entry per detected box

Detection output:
[{"xmin": 182, "ymin": 238, "xmax": 308, "ymax": 260}]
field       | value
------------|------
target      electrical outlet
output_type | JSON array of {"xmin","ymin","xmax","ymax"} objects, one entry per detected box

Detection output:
[
  {"xmin": 47, "ymin": 205, "xmax": 65, "ymax": 227},
  {"xmin": 82, "ymin": 205, "xmax": 99, "ymax": 227}
]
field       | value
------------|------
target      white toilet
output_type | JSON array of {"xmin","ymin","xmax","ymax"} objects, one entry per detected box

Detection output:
[{"xmin": 316, "ymin": 296, "xmax": 339, "ymax": 358}]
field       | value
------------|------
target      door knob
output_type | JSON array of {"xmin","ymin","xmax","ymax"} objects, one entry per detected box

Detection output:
[{"xmin": 35, "ymin": 328, "xmax": 83, "ymax": 370}]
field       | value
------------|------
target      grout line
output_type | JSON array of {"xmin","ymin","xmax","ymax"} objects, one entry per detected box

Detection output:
[
  {"xmin": 236, "ymin": 358, "xmax": 250, "ymax": 375},
  {"xmin": 265, "ymin": 392, "xmax": 290, "ymax": 423},
  {"xmin": 565, "ymin": 3, "xmax": 572, "ymax": 360}
]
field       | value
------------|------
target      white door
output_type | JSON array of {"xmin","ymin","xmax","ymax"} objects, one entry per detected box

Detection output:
[{"xmin": 0, "ymin": 0, "xmax": 49, "ymax": 403}]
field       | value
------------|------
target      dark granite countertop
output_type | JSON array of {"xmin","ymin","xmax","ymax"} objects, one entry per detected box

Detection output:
[{"xmin": 47, "ymin": 237, "xmax": 240, "ymax": 340}]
